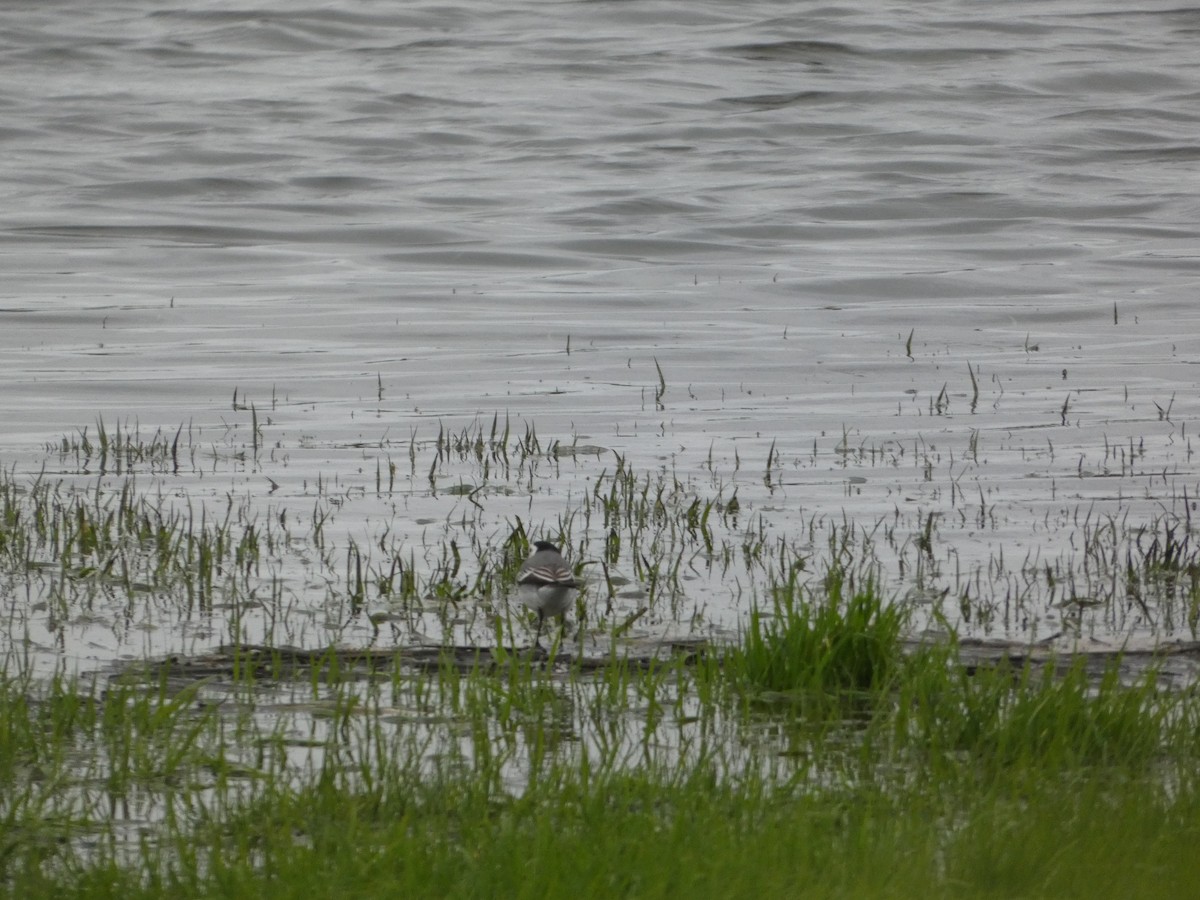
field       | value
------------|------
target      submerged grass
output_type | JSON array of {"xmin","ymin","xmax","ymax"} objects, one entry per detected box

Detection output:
[
  {"xmin": 4, "ymin": 602, "xmax": 1200, "ymax": 897},
  {"xmin": 27, "ymin": 768, "xmax": 1200, "ymax": 899},
  {"xmin": 5, "ymin": 416, "xmax": 1200, "ymax": 895},
  {"xmin": 3, "ymin": 653, "xmax": 1200, "ymax": 898},
  {"xmin": 899, "ymin": 650, "xmax": 1190, "ymax": 774},
  {"xmin": 729, "ymin": 571, "xmax": 906, "ymax": 703}
]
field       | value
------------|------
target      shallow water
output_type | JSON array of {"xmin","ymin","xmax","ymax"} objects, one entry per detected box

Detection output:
[{"xmin": 2, "ymin": 1, "xmax": 1200, "ymax": 676}]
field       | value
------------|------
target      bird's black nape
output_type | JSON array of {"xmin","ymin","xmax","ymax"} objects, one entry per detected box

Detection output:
[{"xmin": 532, "ymin": 540, "xmax": 560, "ymax": 552}]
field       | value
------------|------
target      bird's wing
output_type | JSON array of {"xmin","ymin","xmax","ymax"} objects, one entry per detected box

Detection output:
[{"xmin": 518, "ymin": 561, "xmax": 577, "ymax": 588}]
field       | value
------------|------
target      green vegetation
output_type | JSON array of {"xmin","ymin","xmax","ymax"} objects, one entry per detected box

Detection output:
[
  {"xmin": 2, "ymin": 613, "xmax": 1199, "ymax": 897},
  {"xmin": 730, "ymin": 572, "xmax": 906, "ymax": 699},
  {"xmin": 2, "ymin": 419, "xmax": 1200, "ymax": 896}
]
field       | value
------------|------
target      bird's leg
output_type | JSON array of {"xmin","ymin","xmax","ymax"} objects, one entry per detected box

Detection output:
[{"xmin": 533, "ymin": 611, "xmax": 545, "ymax": 649}]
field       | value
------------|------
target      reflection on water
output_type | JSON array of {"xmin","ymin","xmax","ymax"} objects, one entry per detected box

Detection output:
[{"xmin": 1, "ymin": 1, "xmax": 1199, "ymax": 675}]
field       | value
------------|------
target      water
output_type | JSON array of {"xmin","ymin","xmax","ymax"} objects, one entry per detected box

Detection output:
[{"xmin": 2, "ymin": 1, "xmax": 1200, "ymax": 675}]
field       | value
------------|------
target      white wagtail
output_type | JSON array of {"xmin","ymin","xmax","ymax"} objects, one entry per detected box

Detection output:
[{"xmin": 517, "ymin": 540, "xmax": 579, "ymax": 648}]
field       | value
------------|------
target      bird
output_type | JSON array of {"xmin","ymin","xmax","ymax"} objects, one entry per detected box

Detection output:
[{"xmin": 516, "ymin": 540, "xmax": 579, "ymax": 648}]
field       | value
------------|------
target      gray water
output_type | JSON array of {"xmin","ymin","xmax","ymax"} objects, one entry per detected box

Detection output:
[{"xmin": 3, "ymin": 1, "xmax": 1200, "ymax": 673}]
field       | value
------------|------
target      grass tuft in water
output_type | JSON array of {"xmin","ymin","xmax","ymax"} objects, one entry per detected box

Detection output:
[
  {"xmin": 898, "ymin": 649, "xmax": 1181, "ymax": 773},
  {"xmin": 729, "ymin": 573, "xmax": 905, "ymax": 701}
]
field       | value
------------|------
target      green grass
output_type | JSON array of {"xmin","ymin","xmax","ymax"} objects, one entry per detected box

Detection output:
[
  {"xmin": 5, "ymin": 418, "xmax": 1200, "ymax": 897},
  {"xmin": 3, "ymin": 622, "xmax": 1200, "ymax": 898},
  {"xmin": 728, "ymin": 572, "xmax": 906, "ymax": 704},
  {"xmin": 897, "ymin": 650, "xmax": 1188, "ymax": 773},
  {"xmin": 7, "ymin": 731, "xmax": 1200, "ymax": 898}
]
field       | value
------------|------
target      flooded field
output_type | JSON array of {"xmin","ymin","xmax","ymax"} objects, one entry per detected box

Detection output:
[
  {"xmin": 4, "ymin": 0, "xmax": 1200, "ymax": 892},
  {"xmin": 5, "ymin": 332, "xmax": 1199, "ymax": 684}
]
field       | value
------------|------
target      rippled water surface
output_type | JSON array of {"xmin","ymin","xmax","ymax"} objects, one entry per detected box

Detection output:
[{"xmin": 3, "ymin": 1, "xmax": 1200, "ymax": 674}]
